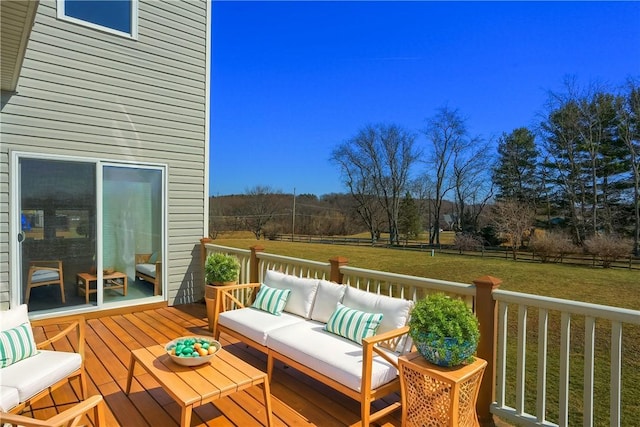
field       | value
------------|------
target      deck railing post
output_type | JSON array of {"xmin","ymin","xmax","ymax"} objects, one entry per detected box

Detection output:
[
  {"xmin": 473, "ymin": 275, "xmax": 502, "ymax": 427},
  {"xmin": 250, "ymin": 245, "xmax": 265, "ymax": 283},
  {"xmin": 329, "ymin": 256, "xmax": 348, "ymax": 283},
  {"xmin": 200, "ymin": 237, "xmax": 212, "ymax": 281}
]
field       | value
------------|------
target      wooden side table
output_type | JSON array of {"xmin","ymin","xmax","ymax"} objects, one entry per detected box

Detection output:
[
  {"xmin": 77, "ymin": 271, "xmax": 128, "ymax": 304},
  {"xmin": 398, "ymin": 351, "xmax": 487, "ymax": 427}
]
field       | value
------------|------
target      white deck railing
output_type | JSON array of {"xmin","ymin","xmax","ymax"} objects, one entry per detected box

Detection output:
[
  {"xmin": 256, "ymin": 252, "xmax": 332, "ymax": 281},
  {"xmin": 340, "ymin": 265, "xmax": 475, "ymax": 305},
  {"xmin": 492, "ymin": 290, "xmax": 640, "ymax": 427}
]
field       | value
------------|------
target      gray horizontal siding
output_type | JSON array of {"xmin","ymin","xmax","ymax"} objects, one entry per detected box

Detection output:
[
  {"xmin": 2, "ymin": 107, "xmax": 204, "ymax": 143},
  {"xmin": 13, "ymin": 83, "xmax": 203, "ymax": 124},
  {"xmin": 1, "ymin": 129, "xmax": 204, "ymax": 160},
  {"xmin": 27, "ymin": 22, "xmax": 204, "ymax": 77},
  {"xmin": 0, "ymin": 0, "xmax": 208, "ymax": 308},
  {"xmin": 25, "ymin": 42, "xmax": 204, "ymax": 96},
  {"xmin": 6, "ymin": 93, "xmax": 202, "ymax": 132}
]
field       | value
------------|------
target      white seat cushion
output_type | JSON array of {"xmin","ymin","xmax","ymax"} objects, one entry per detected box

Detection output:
[
  {"xmin": 136, "ymin": 263, "xmax": 156, "ymax": 278},
  {"xmin": 0, "ymin": 350, "xmax": 81, "ymax": 402},
  {"xmin": 263, "ymin": 270, "xmax": 319, "ymax": 319},
  {"xmin": 218, "ymin": 307, "xmax": 305, "ymax": 346},
  {"xmin": 266, "ymin": 321, "xmax": 399, "ymax": 392},
  {"xmin": 31, "ymin": 270, "xmax": 60, "ymax": 283},
  {"xmin": 0, "ymin": 385, "xmax": 19, "ymax": 412}
]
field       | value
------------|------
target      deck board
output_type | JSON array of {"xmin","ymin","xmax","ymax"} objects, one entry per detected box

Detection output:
[{"xmin": 19, "ymin": 303, "xmax": 403, "ymax": 426}]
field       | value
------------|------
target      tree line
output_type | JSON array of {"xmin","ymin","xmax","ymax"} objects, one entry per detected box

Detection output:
[{"xmin": 210, "ymin": 78, "xmax": 639, "ymax": 258}]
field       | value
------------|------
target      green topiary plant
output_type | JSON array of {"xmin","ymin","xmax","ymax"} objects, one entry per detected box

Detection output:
[
  {"xmin": 204, "ymin": 253, "xmax": 240, "ymax": 285},
  {"xmin": 408, "ymin": 293, "xmax": 480, "ymax": 366}
]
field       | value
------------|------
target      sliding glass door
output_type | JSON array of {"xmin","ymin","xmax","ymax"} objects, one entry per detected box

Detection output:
[
  {"xmin": 102, "ymin": 165, "xmax": 163, "ymax": 303},
  {"xmin": 16, "ymin": 155, "xmax": 165, "ymax": 313},
  {"xmin": 18, "ymin": 158, "xmax": 96, "ymax": 312}
]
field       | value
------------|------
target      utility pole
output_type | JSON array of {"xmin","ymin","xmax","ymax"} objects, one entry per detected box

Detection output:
[{"xmin": 292, "ymin": 188, "xmax": 296, "ymax": 241}]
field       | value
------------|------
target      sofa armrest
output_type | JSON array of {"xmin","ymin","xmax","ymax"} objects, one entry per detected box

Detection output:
[
  {"xmin": 31, "ymin": 315, "xmax": 85, "ymax": 361},
  {"xmin": 0, "ymin": 394, "xmax": 105, "ymax": 426},
  {"xmin": 135, "ymin": 253, "xmax": 151, "ymax": 264},
  {"xmin": 211, "ymin": 283, "xmax": 261, "ymax": 338},
  {"xmin": 360, "ymin": 325, "xmax": 410, "ymax": 393}
]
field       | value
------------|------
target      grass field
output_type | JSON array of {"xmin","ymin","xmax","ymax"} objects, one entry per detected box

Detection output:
[
  {"xmin": 212, "ymin": 233, "xmax": 639, "ymax": 426},
  {"xmin": 213, "ymin": 233, "xmax": 639, "ymax": 310}
]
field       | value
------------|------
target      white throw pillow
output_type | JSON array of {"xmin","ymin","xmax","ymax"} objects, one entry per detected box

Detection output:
[
  {"xmin": 310, "ymin": 280, "xmax": 347, "ymax": 323},
  {"xmin": 0, "ymin": 304, "xmax": 29, "ymax": 331},
  {"xmin": 263, "ymin": 270, "xmax": 319, "ymax": 318},
  {"xmin": 343, "ymin": 286, "xmax": 413, "ymax": 335}
]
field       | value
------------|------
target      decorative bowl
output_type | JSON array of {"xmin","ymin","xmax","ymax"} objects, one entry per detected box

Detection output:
[
  {"xmin": 165, "ymin": 336, "xmax": 221, "ymax": 366},
  {"xmin": 103, "ymin": 267, "xmax": 115, "ymax": 275}
]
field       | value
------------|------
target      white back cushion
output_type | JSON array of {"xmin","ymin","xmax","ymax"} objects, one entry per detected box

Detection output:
[
  {"xmin": 263, "ymin": 270, "xmax": 319, "ymax": 319},
  {"xmin": 0, "ymin": 304, "xmax": 29, "ymax": 331},
  {"xmin": 343, "ymin": 286, "xmax": 414, "ymax": 335},
  {"xmin": 310, "ymin": 280, "xmax": 347, "ymax": 323}
]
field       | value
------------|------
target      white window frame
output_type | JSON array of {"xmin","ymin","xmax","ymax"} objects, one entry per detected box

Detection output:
[{"xmin": 57, "ymin": 0, "xmax": 139, "ymax": 40}]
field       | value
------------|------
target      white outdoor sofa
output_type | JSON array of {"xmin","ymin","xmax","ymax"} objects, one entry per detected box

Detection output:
[{"xmin": 211, "ymin": 270, "xmax": 414, "ymax": 426}]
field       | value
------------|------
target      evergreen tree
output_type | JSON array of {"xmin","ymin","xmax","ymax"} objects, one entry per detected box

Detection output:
[
  {"xmin": 398, "ymin": 192, "xmax": 421, "ymax": 245},
  {"xmin": 492, "ymin": 127, "xmax": 540, "ymax": 207}
]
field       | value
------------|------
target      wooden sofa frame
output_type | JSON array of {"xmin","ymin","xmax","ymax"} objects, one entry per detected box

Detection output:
[
  {"xmin": 8, "ymin": 316, "xmax": 87, "ymax": 415},
  {"xmin": 135, "ymin": 253, "xmax": 161, "ymax": 296},
  {"xmin": 211, "ymin": 283, "xmax": 409, "ymax": 426},
  {"xmin": 1, "ymin": 394, "xmax": 105, "ymax": 426}
]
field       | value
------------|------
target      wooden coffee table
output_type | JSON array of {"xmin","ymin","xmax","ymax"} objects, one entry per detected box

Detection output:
[{"xmin": 126, "ymin": 344, "xmax": 273, "ymax": 426}]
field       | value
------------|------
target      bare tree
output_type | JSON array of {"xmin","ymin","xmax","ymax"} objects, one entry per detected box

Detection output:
[
  {"xmin": 491, "ymin": 200, "xmax": 535, "ymax": 260},
  {"xmin": 243, "ymin": 186, "xmax": 284, "ymax": 239},
  {"xmin": 408, "ymin": 174, "xmax": 435, "ymax": 239},
  {"xmin": 331, "ymin": 123, "xmax": 420, "ymax": 245},
  {"xmin": 452, "ymin": 137, "xmax": 494, "ymax": 232},
  {"xmin": 422, "ymin": 106, "xmax": 473, "ymax": 245},
  {"xmin": 330, "ymin": 135, "xmax": 384, "ymax": 243}
]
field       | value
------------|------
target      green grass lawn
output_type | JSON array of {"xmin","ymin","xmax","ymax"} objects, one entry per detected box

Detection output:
[
  {"xmin": 213, "ymin": 236, "xmax": 639, "ymax": 426},
  {"xmin": 214, "ymin": 236, "xmax": 639, "ymax": 310}
]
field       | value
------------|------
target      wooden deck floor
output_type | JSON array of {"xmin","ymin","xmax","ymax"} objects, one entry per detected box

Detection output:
[{"xmin": 22, "ymin": 303, "xmax": 403, "ymax": 426}]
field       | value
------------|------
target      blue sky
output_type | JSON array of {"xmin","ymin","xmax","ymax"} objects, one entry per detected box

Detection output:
[{"xmin": 210, "ymin": 1, "xmax": 640, "ymax": 197}]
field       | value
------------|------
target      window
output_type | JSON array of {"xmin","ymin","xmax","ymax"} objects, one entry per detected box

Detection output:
[{"xmin": 57, "ymin": 0, "xmax": 138, "ymax": 39}]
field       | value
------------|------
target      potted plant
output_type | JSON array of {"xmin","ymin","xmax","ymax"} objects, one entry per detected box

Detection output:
[
  {"xmin": 204, "ymin": 252, "xmax": 241, "ymax": 331},
  {"xmin": 205, "ymin": 252, "xmax": 240, "ymax": 286},
  {"xmin": 408, "ymin": 293, "xmax": 480, "ymax": 367}
]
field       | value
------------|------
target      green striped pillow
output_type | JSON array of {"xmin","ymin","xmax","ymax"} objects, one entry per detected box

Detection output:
[
  {"xmin": 324, "ymin": 303, "xmax": 383, "ymax": 344},
  {"xmin": 251, "ymin": 284, "xmax": 291, "ymax": 315},
  {"xmin": 0, "ymin": 322, "xmax": 38, "ymax": 368}
]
